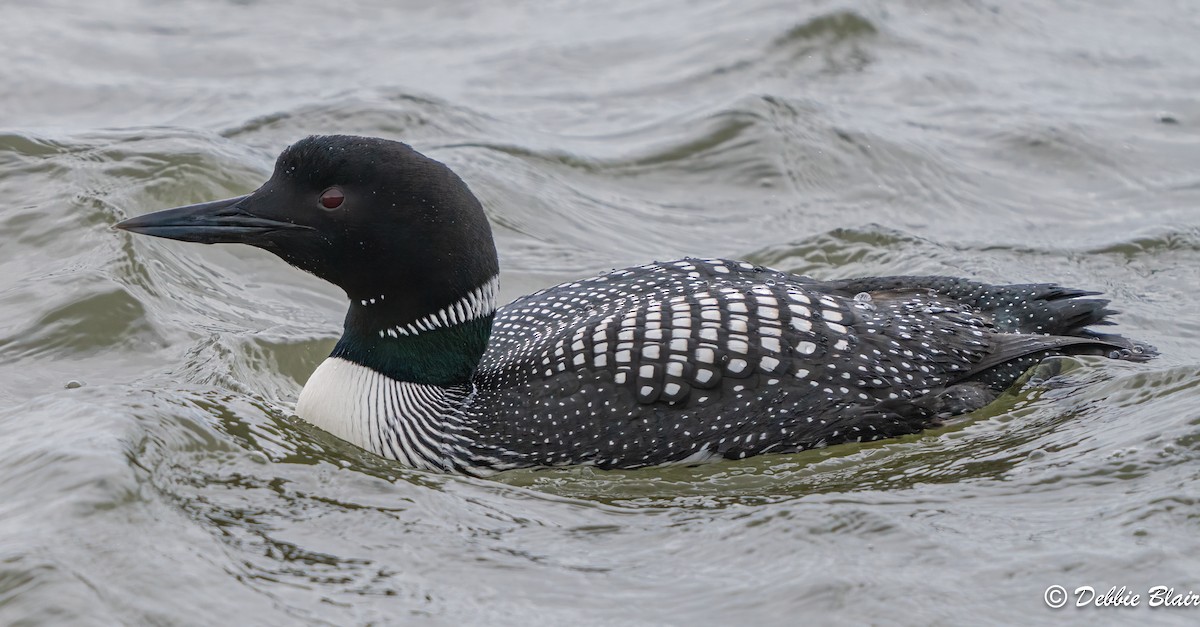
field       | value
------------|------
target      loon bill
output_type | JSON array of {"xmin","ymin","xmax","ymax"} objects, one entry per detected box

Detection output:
[{"xmin": 115, "ymin": 135, "xmax": 1156, "ymax": 475}]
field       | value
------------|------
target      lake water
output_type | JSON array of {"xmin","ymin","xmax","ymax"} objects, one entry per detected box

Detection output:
[{"xmin": 2, "ymin": 0, "xmax": 1199, "ymax": 624}]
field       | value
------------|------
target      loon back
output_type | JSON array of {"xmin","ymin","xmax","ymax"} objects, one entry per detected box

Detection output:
[{"xmin": 115, "ymin": 135, "xmax": 1155, "ymax": 475}]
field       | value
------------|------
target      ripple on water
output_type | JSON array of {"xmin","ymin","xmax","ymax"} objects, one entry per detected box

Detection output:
[
  {"xmin": 0, "ymin": 284, "xmax": 162, "ymax": 361},
  {"xmin": 766, "ymin": 9, "xmax": 880, "ymax": 74},
  {"xmin": 220, "ymin": 90, "xmax": 492, "ymax": 151},
  {"xmin": 1087, "ymin": 226, "xmax": 1200, "ymax": 258}
]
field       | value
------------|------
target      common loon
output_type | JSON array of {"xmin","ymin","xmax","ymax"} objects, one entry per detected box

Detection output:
[{"xmin": 116, "ymin": 135, "xmax": 1154, "ymax": 475}]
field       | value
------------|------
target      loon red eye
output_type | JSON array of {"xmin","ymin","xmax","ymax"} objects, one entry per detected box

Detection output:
[{"xmin": 319, "ymin": 187, "xmax": 344, "ymax": 209}]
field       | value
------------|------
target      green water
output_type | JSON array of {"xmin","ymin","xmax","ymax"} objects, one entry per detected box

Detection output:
[{"xmin": 2, "ymin": 1, "xmax": 1199, "ymax": 624}]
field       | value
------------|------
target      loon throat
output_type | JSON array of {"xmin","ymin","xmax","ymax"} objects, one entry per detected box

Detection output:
[{"xmin": 115, "ymin": 134, "xmax": 1157, "ymax": 476}]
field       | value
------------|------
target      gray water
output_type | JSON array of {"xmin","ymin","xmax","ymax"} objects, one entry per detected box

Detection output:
[{"xmin": 2, "ymin": 0, "xmax": 1199, "ymax": 625}]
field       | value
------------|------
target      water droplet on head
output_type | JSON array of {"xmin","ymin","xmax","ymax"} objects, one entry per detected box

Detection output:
[{"xmin": 853, "ymin": 291, "xmax": 876, "ymax": 311}]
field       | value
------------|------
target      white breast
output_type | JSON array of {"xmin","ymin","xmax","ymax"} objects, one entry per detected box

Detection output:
[{"xmin": 295, "ymin": 357, "xmax": 463, "ymax": 470}]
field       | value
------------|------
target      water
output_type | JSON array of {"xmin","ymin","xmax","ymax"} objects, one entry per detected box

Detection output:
[{"xmin": 2, "ymin": 0, "xmax": 1199, "ymax": 624}]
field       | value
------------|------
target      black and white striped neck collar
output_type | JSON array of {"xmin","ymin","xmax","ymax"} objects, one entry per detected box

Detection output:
[
  {"xmin": 372, "ymin": 275, "xmax": 499, "ymax": 338},
  {"xmin": 331, "ymin": 275, "xmax": 500, "ymax": 386}
]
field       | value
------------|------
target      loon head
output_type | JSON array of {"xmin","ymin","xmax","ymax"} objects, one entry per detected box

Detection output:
[{"xmin": 117, "ymin": 135, "xmax": 500, "ymax": 385}]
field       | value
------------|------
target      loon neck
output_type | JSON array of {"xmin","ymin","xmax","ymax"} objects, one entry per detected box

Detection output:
[{"xmin": 331, "ymin": 275, "xmax": 499, "ymax": 386}]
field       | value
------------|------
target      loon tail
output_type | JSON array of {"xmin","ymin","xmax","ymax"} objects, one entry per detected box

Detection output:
[{"xmin": 818, "ymin": 275, "xmax": 1157, "ymax": 361}]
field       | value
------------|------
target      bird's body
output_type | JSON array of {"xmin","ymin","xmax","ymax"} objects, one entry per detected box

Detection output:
[{"xmin": 116, "ymin": 135, "xmax": 1154, "ymax": 475}]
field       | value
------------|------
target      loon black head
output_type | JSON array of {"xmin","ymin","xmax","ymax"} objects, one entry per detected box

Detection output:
[{"xmin": 117, "ymin": 135, "xmax": 500, "ymax": 385}]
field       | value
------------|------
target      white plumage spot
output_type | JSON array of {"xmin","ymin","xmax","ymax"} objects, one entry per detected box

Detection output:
[{"xmin": 797, "ymin": 341, "xmax": 817, "ymax": 355}]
